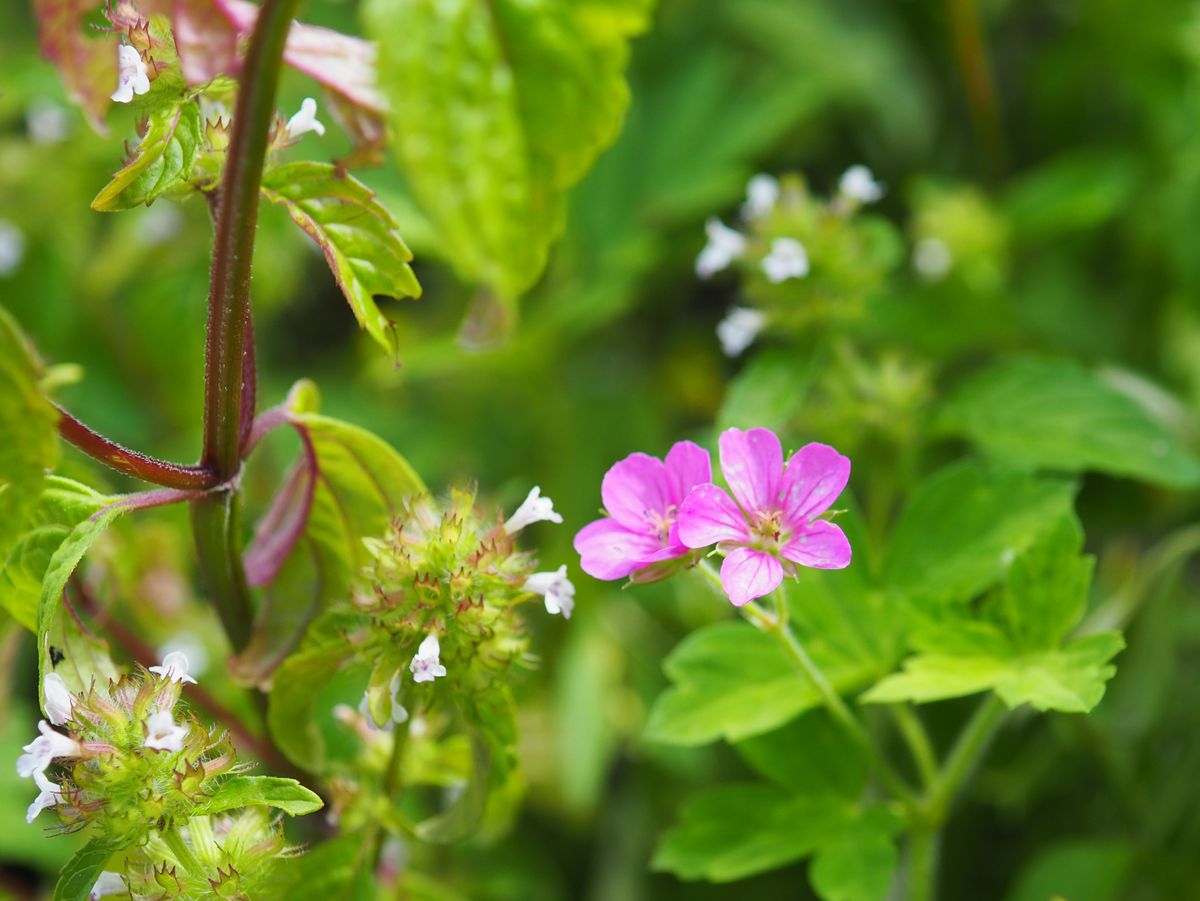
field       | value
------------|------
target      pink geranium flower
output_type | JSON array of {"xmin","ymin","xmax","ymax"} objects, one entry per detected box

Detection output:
[
  {"xmin": 574, "ymin": 441, "xmax": 712, "ymax": 581},
  {"xmin": 677, "ymin": 428, "xmax": 851, "ymax": 606}
]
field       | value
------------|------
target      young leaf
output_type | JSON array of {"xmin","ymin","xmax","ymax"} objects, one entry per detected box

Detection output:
[
  {"xmin": 32, "ymin": 0, "xmax": 116, "ymax": 132},
  {"xmin": 52, "ymin": 838, "xmax": 119, "ymax": 901},
  {"xmin": 363, "ymin": 0, "xmax": 652, "ymax": 301},
  {"xmin": 938, "ymin": 357, "xmax": 1200, "ymax": 488},
  {"xmin": 91, "ymin": 99, "xmax": 204, "ymax": 211},
  {"xmin": 260, "ymin": 162, "xmax": 421, "ymax": 354},
  {"xmin": 193, "ymin": 776, "xmax": 323, "ymax": 816}
]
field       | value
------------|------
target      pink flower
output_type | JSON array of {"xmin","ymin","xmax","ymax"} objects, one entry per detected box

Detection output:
[
  {"xmin": 574, "ymin": 441, "xmax": 712, "ymax": 581},
  {"xmin": 677, "ymin": 428, "xmax": 851, "ymax": 606}
]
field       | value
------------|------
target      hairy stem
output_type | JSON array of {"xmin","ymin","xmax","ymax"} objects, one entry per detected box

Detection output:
[
  {"xmin": 192, "ymin": 492, "xmax": 255, "ymax": 652},
  {"xmin": 57, "ymin": 406, "xmax": 217, "ymax": 489}
]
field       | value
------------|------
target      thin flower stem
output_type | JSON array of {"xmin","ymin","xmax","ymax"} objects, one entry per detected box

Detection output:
[
  {"xmin": 162, "ymin": 825, "xmax": 204, "ymax": 874},
  {"xmin": 693, "ymin": 561, "xmax": 919, "ymax": 808},
  {"xmin": 944, "ymin": 0, "xmax": 1007, "ymax": 179},
  {"xmin": 890, "ymin": 703, "xmax": 939, "ymax": 790},
  {"xmin": 928, "ymin": 694, "xmax": 1006, "ymax": 819},
  {"xmin": 57, "ymin": 405, "xmax": 217, "ymax": 490}
]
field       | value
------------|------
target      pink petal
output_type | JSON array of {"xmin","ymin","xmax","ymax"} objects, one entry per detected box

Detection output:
[
  {"xmin": 720, "ymin": 547, "xmax": 784, "ymax": 606},
  {"xmin": 677, "ymin": 484, "xmax": 751, "ymax": 548},
  {"xmin": 663, "ymin": 440, "xmax": 713, "ymax": 506},
  {"xmin": 780, "ymin": 442, "xmax": 851, "ymax": 525},
  {"xmin": 574, "ymin": 518, "xmax": 665, "ymax": 581},
  {"xmin": 719, "ymin": 428, "xmax": 783, "ymax": 515},
  {"xmin": 781, "ymin": 520, "xmax": 852, "ymax": 570},
  {"xmin": 601, "ymin": 453, "xmax": 672, "ymax": 533}
]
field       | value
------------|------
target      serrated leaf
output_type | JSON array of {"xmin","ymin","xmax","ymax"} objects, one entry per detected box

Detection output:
[
  {"xmin": 939, "ymin": 357, "xmax": 1200, "ymax": 488},
  {"xmin": 261, "ymin": 162, "xmax": 421, "ymax": 353},
  {"xmin": 92, "ymin": 99, "xmax": 203, "ymax": 211},
  {"xmin": 193, "ymin": 775, "xmax": 323, "ymax": 816},
  {"xmin": 32, "ymin": 0, "xmax": 116, "ymax": 132},
  {"xmin": 53, "ymin": 839, "xmax": 118, "ymax": 901},
  {"xmin": 363, "ymin": 0, "xmax": 652, "ymax": 300},
  {"xmin": 884, "ymin": 461, "xmax": 1076, "ymax": 606},
  {"xmin": 651, "ymin": 784, "xmax": 850, "ymax": 883}
]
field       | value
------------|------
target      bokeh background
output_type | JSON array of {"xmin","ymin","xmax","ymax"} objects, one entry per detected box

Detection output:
[{"xmin": 3, "ymin": 0, "xmax": 1200, "ymax": 898}]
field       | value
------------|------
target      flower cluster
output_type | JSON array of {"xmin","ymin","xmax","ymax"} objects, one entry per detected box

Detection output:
[
  {"xmin": 353, "ymin": 486, "xmax": 573, "ymax": 726},
  {"xmin": 575, "ymin": 428, "xmax": 851, "ymax": 606},
  {"xmin": 18, "ymin": 654, "xmax": 236, "ymax": 841}
]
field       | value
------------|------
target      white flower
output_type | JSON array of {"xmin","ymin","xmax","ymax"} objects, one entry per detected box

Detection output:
[
  {"xmin": 838, "ymin": 165, "xmax": 884, "ymax": 204},
  {"xmin": 148, "ymin": 650, "xmax": 198, "ymax": 685},
  {"xmin": 143, "ymin": 709, "xmax": 188, "ymax": 753},
  {"xmin": 25, "ymin": 788, "xmax": 58, "ymax": 824},
  {"xmin": 156, "ymin": 636, "xmax": 208, "ymax": 678},
  {"xmin": 26, "ymin": 100, "xmax": 70, "ymax": 145},
  {"xmin": 0, "ymin": 220, "xmax": 26, "ymax": 278},
  {"xmin": 524, "ymin": 565, "xmax": 576, "ymax": 619},
  {"xmin": 286, "ymin": 97, "xmax": 326, "ymax": 140},
  {"xmin": 111, "ymin": 44, "xmax": 150, "ymax": 104},
  {"xmin": 716, "ymin": 306, "xmax": 766, "ymax": 358},
  {"xmin": 741, "ymin": 174, "xmax": 780, "ymax": 220},
  {"xmin": 761, "ymin": 237, "xmax": 810, "ymax": 284},
  {"xmin": 913, "ymin": 237, "xmax": 953, "ymax": 280},
  {"xmin": 695, "ymin": 218, "xmax": 747, "ymax": 279},
  {"xmin": 17, "ymin": 721, "xmax": 82, "ymax": 779},
  {"xmin": 43, "ymin": 673, "xmax": 74, "ymax": 726},
  {"xmin": 410, "ymin": 634, "xmax": 447, "ymax": 684},
  {"xmin": 90, "ymin": 872, "xmax": 127, "ymax": 899},
  {"xmin": 503, "ymin": 486, "xmax": 563, "ymax": 534}
]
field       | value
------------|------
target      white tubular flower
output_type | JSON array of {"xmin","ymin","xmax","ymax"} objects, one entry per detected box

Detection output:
[
  {"xmin": 741, "ymin": 174, "xmax": 780, "ymax": 220},
  {"xmin": 0, "ymin": 220, "xmax": 26, "ymax": 278},
  {"xmin": 503, "ymin": 486, "xmax": 563, "ymax": 534},
  {"xmin": 761, "ymin": 237, "xmax": 810, "ymax": 284},
  {"xmin": 148, "ymin": 650, "xmax": 198, "ymax": 685},
  {"xmin": 43, "ymin": 673, "xmax": 74, "ymax": 726},
  {"xmin": 913, "ymin": 237, "xmax": 953, "ymax": 280},
  {"xmin": 25, "ymin": 788, "xmax": 58, "ymax": 824},
  {"xmin": 17, "ymin": 720, "xmax": 82, "ymax": 779},
  {"xmin": 285, "ymin": 97, "xmax": 326, "ymax": 140},
  {"xmin": 695, "ymin": 217, "xmax": 747, "ymax": 279},
  {"xmin": 111, "ymin": 44, "xmax": 150, "ymax": 104},
  {"xmin": 524, "ymin": 565, "xmax": 576, "ymax": 619},
  {"xmin": 838, "ymin": 164, "xmax": 884, "ymax": 204},
  {"xmin": 90, "ymin": 872, "xmax": 127, "ymax": 899},
  {"xmin": 143, "ymin": 710, "xmax": 188, "ymax": 753},
  {"xmin": 410, "ymin": 634, "xmax": 447, "ymax": 684},
  {"xmin": 716, "ymin": 306, "xmax": 767, "ymax": 358}
]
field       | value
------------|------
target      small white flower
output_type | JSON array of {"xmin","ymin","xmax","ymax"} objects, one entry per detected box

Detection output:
[
  {"xmin": 839, "ymin": 165, "xmax": 884, "ymax": 204},
  {"xmin": 25, "ymin": 788, "xmax": 58, "ymax": 824},
  {"xmin": 111, "ymin": 44, "xmax": 150, "ymax": 104},
  {"xmin": 156, "ymin": 636, "xmax": 208, "ymax": 678},
  {"xmin": 524, "ymin": 565, "xmax": 576, "ymax": 619},
  {"xmin": 761, "ymin": 237, "xmax": 810, "ymax": 283},
  {"xmin": 17, "ymin": 721, "xmax": 82, "ymax": 779},
  {"xmin": 741, "ymin": 174, "xmax": 780, "ymax": 220},
  {"xmin": 143, "ymin": 709, "xmax": 188, "ymax": 753},
  {"xmin": 26, "ymin": 100, "xmax": 70, "ymax": 145},
  {"xmin": 285, "ymin": 97, "xmax": 326, "ymax": 141},
  {"xmin": 43, "ymin": 673, "xmax": 75, "ymax": 726},
  {"xmin": 0, "ymin": 220, "xmax": 26, "ymax": 278},
  {"xmin": 503, "ymin": 486, "xmax": 563, "ymax": 534},
  {"xmin": 695, "ymin": 217, "xmax": 747, "ymax": 279},
  {"xmin": 90, "ymin": 872, "xmax": 127, "ymax": 899},
  {"xmin": 410, "ymin": 634, "xmax": 447, "ymax": 684},
  {"xmin": 148, "ymin": 650, "xmax": 198, "ymax": 685},
  {"xmin": 913, "ymin": 237, "xmax": 953, "ymax": 280},
  {"xmin": 716, "ymin": 306, "xmax": 767, "ymax": 358}
]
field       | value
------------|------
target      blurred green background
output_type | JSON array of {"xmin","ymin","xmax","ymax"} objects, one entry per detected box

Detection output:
[{"xmin": 3, "ymin": 0, "xmax": 1200, "ymax": 898}]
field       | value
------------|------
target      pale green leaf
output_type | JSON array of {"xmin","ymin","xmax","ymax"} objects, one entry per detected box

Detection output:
[
  {"xmin": 363, "ymin": 0, "xmax": 651, "ymax": 299},
  {"xmin": 260, "ymin": 163, "xmax": 421, "ymax": 353},
  {"xmin": 91, "ymin": 99, "xmax": 203, "ymax": 211},
  {"xmin": 939, "ymin": 357, "xmax": 1200, "ymax": 488},
  {"xmin": 193, "ymin": 776, "xmax": 324, "ymax": 816}
]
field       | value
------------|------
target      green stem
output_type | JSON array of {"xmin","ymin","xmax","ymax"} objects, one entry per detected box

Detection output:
[
  {"xmin": 907, "ymin": 827, "xmax": 939, "ymax": 901},
  {"xmin": 162, "ymin": 825, "xmax": 204, "ymax": 875},
  {"xmin": 928, "ymin": 694, "xmax": 1006, "ymax": 818},
  {"xmin": 890, "ymin": 703, "xmax": 939, "ymax": 790},
  {"xmin": 191, "ymin": 492, "xmax": 254, "ymax": 652}
]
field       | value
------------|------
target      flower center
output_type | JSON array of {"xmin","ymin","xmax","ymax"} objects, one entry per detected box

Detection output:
[
  {"xmin": 645, "ymin": 505, "xmax": 679, "ymax": 544},
  {"xmin": 749, "ymin": 509, "xmax": 788, "ymax": 553}
]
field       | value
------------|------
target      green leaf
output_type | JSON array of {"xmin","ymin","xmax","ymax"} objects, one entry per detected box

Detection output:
[
  {"xmin": 0, "ymin": 306, "xmax": 60, "ymax": 565},
  {"xmin": 809, "ymin": 808, "xmax": 899, "ymax": 901},
  {"xmin": 884, "ymin": 461, "xmax": 1076, "ymax": 606},
  {"xmin": 53, "ymin": 839, "xmax": 117, "ymax": 901},
  {"xmin": 0, "ymin": 477, "xmax": 109, "ymax": 630},
  {"xmin": 938, "ymin": 357, "xmax": 1200, "ymax": 488},
  {"xmin": 91, "ymin": 99, "xmax": 204, "ymax": 211},
  {"xmin": 363, "ymin": 0, "xmax": 652, "ymax": 300},
  {"xmin": 651, "ymin": 784, "xmax": 850, "ymax": 882},
  {"xmin": 193, "ymin": 776, "xmax": 324, "ymax": 816},
  {"xmin": 716, "ymin": 347, "xmax": 814, "ymax": 433},
  {"xmin": 260, "ymin": 163, "xmax": 421, "ymax": 353},
  {"xmin": 1005, "ymin": 839, "xmax": 1134, "ymax": 901},
  {"xmin": 735, "ymin": 710, "xmax": 866, "ymax": 798}
]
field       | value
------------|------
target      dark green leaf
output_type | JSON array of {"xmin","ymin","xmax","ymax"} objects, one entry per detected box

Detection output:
[
  {"xmin": 735, "ymin": 710, "xmax": 866, "ymax": 798},
  {"xmin": 52, "ymin": 839, "xmax": 117, "ymax": 901}
]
